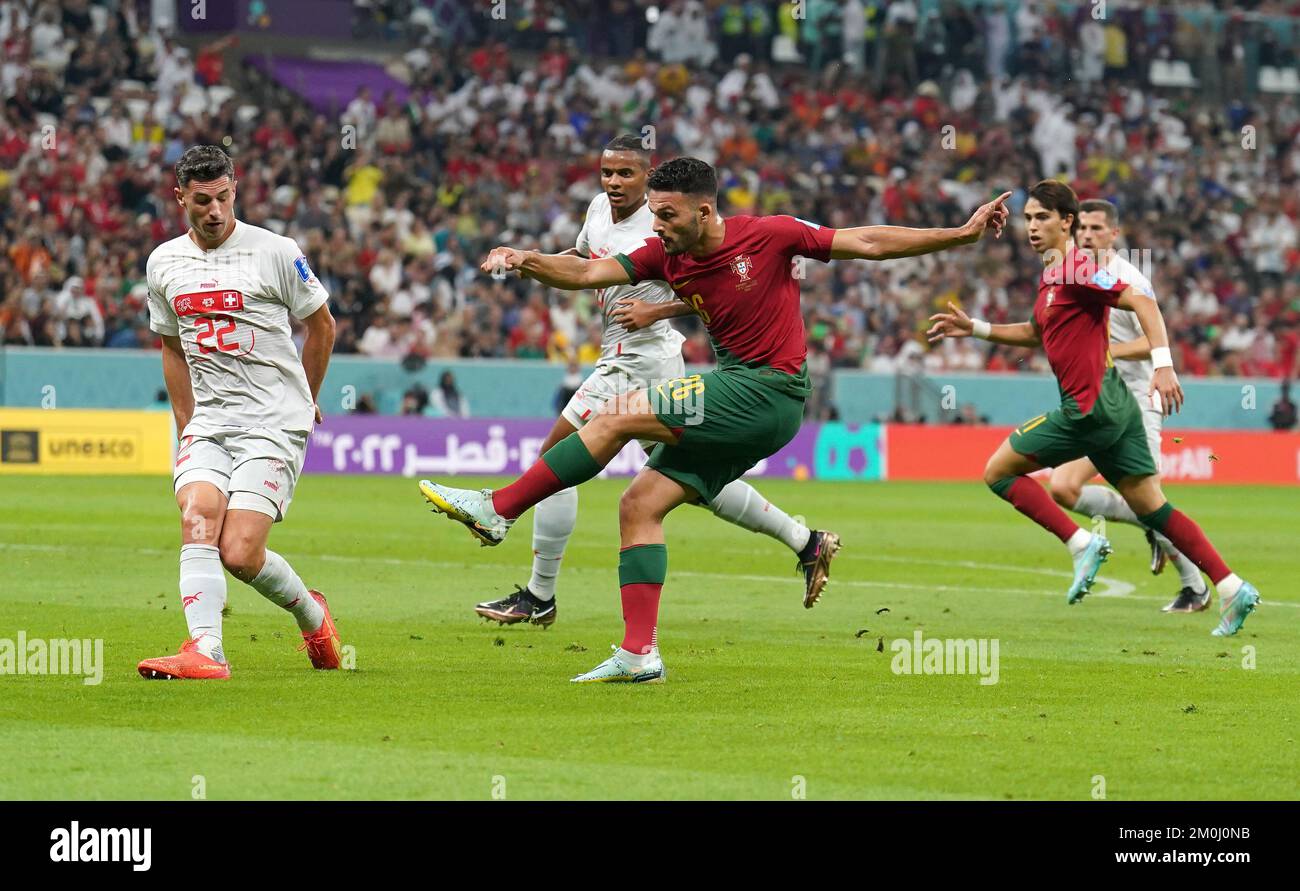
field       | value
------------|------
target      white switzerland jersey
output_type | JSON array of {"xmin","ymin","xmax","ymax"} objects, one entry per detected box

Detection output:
[
  {"xmin": 146, "ymin": 221, "xmax": 329, "ymax": 432},
  {"xmin": 1104, "ymin": 251, "xmax": 1157, "ymax": 406},
  {"xmin": 576, "ymin": 192, "xmax": 685, "ymax": 362}
]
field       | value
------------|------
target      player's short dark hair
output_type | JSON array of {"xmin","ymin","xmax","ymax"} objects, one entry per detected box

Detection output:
[
  {"xmin": 1079, "ymin": 199, "xmax": 1118, "ymax": 227},
  {"xmin": 603, "ymin": 134, "xmax": 652, "ymax": 166},
  {"xmin": 1029, "ymin": 179, "xmax": 1079, "ymax": 237},
  {"xmin": 175, "ymin": 145, "xmax": 235, "ymax": 188},
  {"xmin": 647, "ymin": 157, "xmax": 717, "ymax": 199}
]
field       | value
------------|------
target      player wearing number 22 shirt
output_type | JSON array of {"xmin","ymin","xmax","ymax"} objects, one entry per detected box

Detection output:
[
  {"xmin": 421, "ymin": 156, "xmax": 1011, "ymax": 685},
  {"xmin": 136, "ymin": 145, "xmax": 344, "ymax": 681}
]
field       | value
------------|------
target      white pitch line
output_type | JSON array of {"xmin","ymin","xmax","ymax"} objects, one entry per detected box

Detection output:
[
  {"xmin": 842, "ymin": 552, "xmax": 1135, "ymax": 598},
  {"xmin": 4, "ymin": 540, "xmax": 1292, "ymax": 610}
]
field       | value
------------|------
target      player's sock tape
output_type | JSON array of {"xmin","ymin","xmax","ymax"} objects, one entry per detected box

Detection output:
[
  {"xmin": 619, "ymin": 543, "xmax": 668, "ymax": 587},
  {"xmin": 541, "ymin": 433, "xmax": 603, "ymax": 488},
  {"xmin": 1138, "ymin": 501, "xmax": 1174, "ymax": 533},
  {"xmin": 988, "ymin": 476, "xmax": 1016, "ymax": 498}
]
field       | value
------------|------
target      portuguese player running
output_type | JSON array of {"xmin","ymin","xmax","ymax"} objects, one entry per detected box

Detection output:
[
  {"xmin": 927, "ymin": 180, "xmax": 1259, "ymax": 636},
  {"xmin": 471, "ymin": 136, "xmax": 841, "ymax": 627},
  {"xmin": 1047, "ymin": 199, "xmax": 1210, "ymax": 613},
  {"xmin": 422, "ymin": 157, "xmax": 1011, "ymax": 683},
  {"xmin": 137, "ymin": 145, "xmax": 344, "ymax": 679}
]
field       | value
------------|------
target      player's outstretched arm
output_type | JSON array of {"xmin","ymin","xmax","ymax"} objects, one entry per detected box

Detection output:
[
  {"xmin": 830, "ymin": 192, "xmax": 1012, "ymax": 261},
  {"xmin": 160, "ymin": 335, "xmax": 195, "ymax": 433},
  {"xmin": 1117, "ymin": 287, "xmax": 1183, "ymax": 415},
  {"xmin": 480, "ymin": 247, "xmax": 631, "ymax": 291},
  {"xmin": 301, "ymin": 304, "xmax": 336, "ymax": 425},
  {"xmin": 926, "ymin": 302, "xmax": 1040, "ymax": 347}
]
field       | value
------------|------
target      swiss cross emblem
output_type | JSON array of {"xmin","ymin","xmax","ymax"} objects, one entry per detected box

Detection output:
[
  {"xmin": 729, "ymin": 254, "xmax": 753, "ymax": 281},
  {"xmin": 222, "ymin": 292, "xmax": 239, "ymax": 309}
]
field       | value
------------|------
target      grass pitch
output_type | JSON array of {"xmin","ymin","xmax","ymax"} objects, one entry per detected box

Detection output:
[{"xmin": 1, "ymin": 475, "xmax": 1295, "ymax": 800}]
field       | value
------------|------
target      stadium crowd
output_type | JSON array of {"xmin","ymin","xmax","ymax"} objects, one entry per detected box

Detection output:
[{"xmin": 2, "ymin": 0, "xmax": 1299, "ymax": 411}]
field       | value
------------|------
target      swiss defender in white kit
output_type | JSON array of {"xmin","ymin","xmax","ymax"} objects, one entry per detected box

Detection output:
[
  {"xmin": 1048, "ymin": 200, "xmax": 1209, "ymax": 613},
  {"xmin": 137, "ymin": 146, "xmax": 344, "ymax": 679},
  {"xmin": 462, "ymin": 136, "xmax": 841, "ymax": 626}
]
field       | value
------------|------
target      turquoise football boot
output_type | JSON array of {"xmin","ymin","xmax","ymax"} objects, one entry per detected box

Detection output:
[
  {"xmin": 1211, "ymin": 581, "xmax": 1260, "ymax": 637},
  {"xmin": 1066, "ymin": 534, "xmax": 1112, "ymax": 604}
]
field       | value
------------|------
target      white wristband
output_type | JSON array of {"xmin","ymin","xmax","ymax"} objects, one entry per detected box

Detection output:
[
  {"xmin": 1151, "ymin": 346, "xmax": 1173, "ymax": 369},
  {"xmin": 971, "ymin": 319, "xmax": 992, "ymax": 340}
]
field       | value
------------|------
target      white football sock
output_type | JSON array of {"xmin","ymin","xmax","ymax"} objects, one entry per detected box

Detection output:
[
  {"xmin": 708, "ymin": 479, "xmax": 811, "ymax": 553},
  {"xmin": 1073, "ymin": 485, "xmax": 1141, "ymax": 525},
  {"xmin": 180, "ymin": 543, "xmax": 226, "ymax": 662},
  {"xmin": 617, "ymin": 647, "xmax": 654, "ymax": 668},
  {"xmin": 528, "ymin": 487, "xmax": 577, "ymax": 601},
  {"xmin": 1166, "ymin": 547, "xmax": 1207, "ymax": 593},
  {"xmin": 1066, "ymin": 528, "xmax": 1093, "ymax": 557},
  {"xmin": 1215, "ymin": 573, "xmax": 1244, "ymax": 600},
  {"xmin": 249, "ymin": 550, "xmax": 324, "ymax": 632}
]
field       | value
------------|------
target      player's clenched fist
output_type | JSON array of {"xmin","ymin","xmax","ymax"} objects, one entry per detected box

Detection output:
[
  {"xmin": 926, "ymin": 301, "xmax": 975, "ymax": 343},
  {"xmin": 480, "ymin": 246, "xmax": 530, "ymax": 276}
]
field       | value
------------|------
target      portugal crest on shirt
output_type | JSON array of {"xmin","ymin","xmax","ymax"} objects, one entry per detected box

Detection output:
[{"xmin": 729, "ymin": 254, "xmax": 753, "ymax": 281}]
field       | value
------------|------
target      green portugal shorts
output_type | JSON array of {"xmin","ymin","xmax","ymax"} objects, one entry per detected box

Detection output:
[
  {"xmin": 1010, "ymin": 367, "xmax": 1158, "ymax": 486},
  {"xmin": 643, "ymin": 362, "xmax": 808, "ymax": 503}
]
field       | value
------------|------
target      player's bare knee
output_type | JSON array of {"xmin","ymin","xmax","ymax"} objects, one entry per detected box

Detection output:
[
  {"xmin": 218, "ymin": 534, "xmax": 264, "ymax": 582},
  {"xmin": 618, "ymin": 488, "xmax": 646, "ymax": 528},
  {"xmin": 1050, "ymin": 478, "xmax": 1080, "ymax": 509},
  {"xmin": 982, "ymin": 460, "xmax": 1006, "ymax": 489},
  {"xmin": 178, "ymin": 503, "xmax": 222, "ymax": 544}
]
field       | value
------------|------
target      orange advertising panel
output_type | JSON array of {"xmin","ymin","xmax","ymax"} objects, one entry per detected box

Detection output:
[{"xmin": 885, "ymin": 424, "xmax": 1300, "ymax": 485}]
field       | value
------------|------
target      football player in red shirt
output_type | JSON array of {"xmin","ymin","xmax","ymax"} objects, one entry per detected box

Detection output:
[
  {"xmin": 420, "ymin": 156, "xmax": 1010, "ymax": 684},
  {"xmin": 927, "ymin": 180, "xmax": 1259, "ymax": 637}
]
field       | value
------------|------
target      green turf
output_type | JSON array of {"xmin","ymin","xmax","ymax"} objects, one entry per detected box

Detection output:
[{"xmin": 1, "ymin": 475, "xmax": 1295, "ymax": 800}]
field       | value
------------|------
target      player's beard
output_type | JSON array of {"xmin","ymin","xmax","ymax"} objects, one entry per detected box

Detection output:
[{"xmin": 663, "ymin": 218, "xmax": 700, "ymax": 255}]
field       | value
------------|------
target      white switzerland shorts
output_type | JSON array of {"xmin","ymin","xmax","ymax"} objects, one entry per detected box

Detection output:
[
  {"xmin": 561, "ymin": 353, "xmax": 687, "ymax": 429},
  {"xmin": 173, "ymin": 425, "xmax": 309, "ymax": 521},
  {"xmin": 1131, "ymin": 390, "xmax": 1164, "ymax": 474},
  {"xmin": 1142, "ymin": 407, "xmax": 1164, "ymax": 474}
]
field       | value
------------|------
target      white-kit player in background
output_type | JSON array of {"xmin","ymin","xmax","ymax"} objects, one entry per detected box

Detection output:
[
  {"xmin": 137, "ymin": 145, "xmax": 344, "ymax": 679},
  {"xmin": 1047, "ymin": 199, "xmax": 1210, "ymax": 613},
  {"xmin": 453, "ymin": 135, "xmax": 841, "ymax": 628}
]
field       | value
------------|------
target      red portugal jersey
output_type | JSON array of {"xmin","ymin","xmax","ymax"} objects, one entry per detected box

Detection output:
[
  {"xmin": 614, "ymin": 215, "xmax": 837, "ymax": 377},
  {"xmin": 1034, "ymin": 246, "xmax": 1130, "ymax": 415}
]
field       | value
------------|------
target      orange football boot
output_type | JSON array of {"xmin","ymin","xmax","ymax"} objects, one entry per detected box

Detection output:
[
  {"xmin": 137, "ymin": 639, "xmax": 230, "ymax": 680},
  {"xmin": 298, "ymin": 590, "xmax": 343, "ymax": 669}
]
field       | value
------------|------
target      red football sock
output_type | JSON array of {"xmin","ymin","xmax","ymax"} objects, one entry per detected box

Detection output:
[
  {"xmin": 1156, "ymin": 509, "xmax": 1231, "ymax": 584},
  {"xmin": 620, "ymin": 583, "xmax": 662, "ymax": 656},
  {"xmin": 492, "ymin": 433, "xmax": 603, "ymax": 519},
  {"xmin": 996, "ymin": 476, "xmax": 1081, "ymax": 544},
  {"xmin": 491, "ymin": 460, "xmax": 563, "ymax": 520}
]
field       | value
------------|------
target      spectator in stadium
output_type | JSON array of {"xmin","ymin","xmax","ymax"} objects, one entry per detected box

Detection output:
[
  {"xmin": 1269, "ymin": 380, "xmax": 1298, "ymax": 431},
  {"xmin": 431, "ymin": 370, "xmax": 469, "ymax": 418},
  {"xmin": 1, "ymin": 0, "xmax": 1296, "ymax": 397}
]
